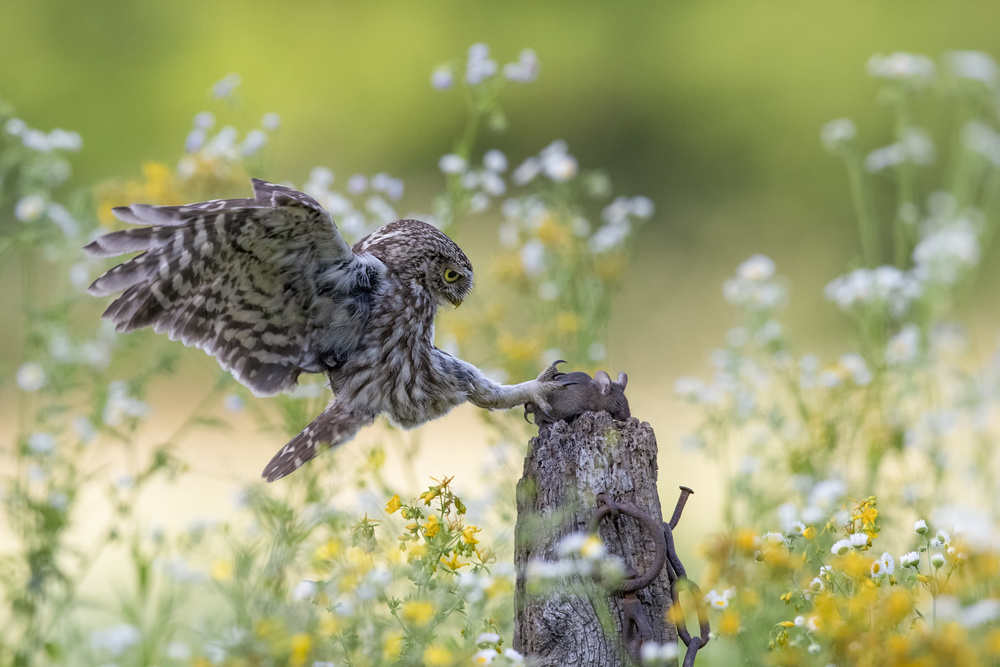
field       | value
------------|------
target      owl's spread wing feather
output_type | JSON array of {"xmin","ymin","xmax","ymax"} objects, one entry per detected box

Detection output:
[
  {"xmin": 262, "ymin": 402, "xmax": 374, "ymax": 482},
  {"xmin": 85, "ymin": 179, "xmax": 385, "ymax": 396}
]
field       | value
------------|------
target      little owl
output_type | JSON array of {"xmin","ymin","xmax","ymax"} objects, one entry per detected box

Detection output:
[{"xmin": 85, "ymin": 178, "xmax": 563, "ymax": 481}]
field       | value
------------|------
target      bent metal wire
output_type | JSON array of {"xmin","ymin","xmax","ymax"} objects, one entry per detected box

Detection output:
[{"xmin": 591, "ymin": 488, "xmax": 710, "ymax": 666}]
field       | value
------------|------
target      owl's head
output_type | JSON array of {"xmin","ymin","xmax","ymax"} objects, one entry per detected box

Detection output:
[{"xmin": 354, "ymin": 219, "xmax": 474, "ymax": 306}]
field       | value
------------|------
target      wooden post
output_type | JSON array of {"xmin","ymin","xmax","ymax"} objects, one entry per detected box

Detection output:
[{"xmin": 513, "ymin": 411, "xmax": 676, "ymax": 666}]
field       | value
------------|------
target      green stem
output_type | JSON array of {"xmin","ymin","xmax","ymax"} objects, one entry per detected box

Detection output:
[
  {"xmin": 893, "ymin": 95, "xmax": 917, "ymax": 267},
  {"xmin": 845, "ymin": 154, "xmax": 881, "ymax": 267}
]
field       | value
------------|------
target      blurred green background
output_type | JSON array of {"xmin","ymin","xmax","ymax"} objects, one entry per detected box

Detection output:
[{"xmin": 3, "ymin": 1, "xmax": 1000, "ymax": 537}]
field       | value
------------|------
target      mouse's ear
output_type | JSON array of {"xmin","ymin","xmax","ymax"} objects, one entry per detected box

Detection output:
[
  {"xmin": 595, "ymin": 370, "xmax": 612, "ymax": 395},
  {"xmin": 617, "ymin": 372, "xmax": 628, "ymax": 390}
]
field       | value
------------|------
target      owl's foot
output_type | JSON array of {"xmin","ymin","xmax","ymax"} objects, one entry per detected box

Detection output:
[
  {"xmin": 528, "ymin": 360, "xmax": 570, "ymax": 416},
  {"xmin": 536, "ymin": 359, "xmax": 566, "ymax": 383}
]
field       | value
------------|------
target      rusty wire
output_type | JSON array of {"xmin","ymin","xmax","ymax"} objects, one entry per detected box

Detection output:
[{"xmin": 592, "ymin": 487, "xmax": 710, "ymax": 666}]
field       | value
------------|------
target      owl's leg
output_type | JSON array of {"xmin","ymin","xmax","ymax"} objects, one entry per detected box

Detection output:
[
  {"xmin": 261, "ymin": 401, "xmax": 374, "ymax": 482},
  {"xmin": 467, "ymin": 360, "xmax": 566, "ymax": 414}
]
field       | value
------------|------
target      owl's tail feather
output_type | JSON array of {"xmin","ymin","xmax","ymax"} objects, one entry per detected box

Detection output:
[{"xmin": 262, "ymin": 401, "xmax": 374, "ymax": 482}]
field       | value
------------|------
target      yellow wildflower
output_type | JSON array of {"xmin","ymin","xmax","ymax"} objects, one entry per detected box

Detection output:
[
  {"xmin": 402, "ymin": 600, "xmax": 435, "ymax": 626},
  {"xmin": 719, "ymin": 611, "xmax": 740, "ymax": 636},
  {"xmin": 462, "ymin": 525, "xmax": 481, "ymax": 545},
  {"xmin": 986, "ymin": 628, "xmax": 1000, "ymax": 656},
  {"xmin": 423, "ymin": 645, "xmax": 453, "ymax": 666},
  {"xmin": 382, "ymin": 633, "xmax": 405, "ymax": 660},
  {"xmin": 498, "ymin": 332, "xmax": 542, "ymax": 364},
  {"xmin": 367, "ymin": 447, "xmax": 386, "ymax": 469},
  {"xmin": 779, "ymin": 621, "xmax": 795, "ymax": 628},
  {"xmin": 733, "ymin": 529, "xmax": 758, "ymax": 554},
  {"xmin": 406, "ymin": 541, "xmax": 427, "ymax": 563},
  {"xmin": 803, "ymin": 526, "xmax": 816, "ymax": 540},
  {"xmin": 313, "ymin": 539, "xmax": 341, "ymax": 562},
  {"xmin": 420, "ymin": 488, "xmax": 439, "ymax": 505},
  {"xmin": 536, "ymin": 215, "xmax": 570, "ymax": 246},
  {"xmin": 320, "ymin": 614, "xmax": 341, "ymax": 635},
  {"xmin": 555, "ymin": 312, "xmax": 580, "ymax": 335},
  {"xmin": 440, "ymin": 552, "xmax": 468, "ymax": 571},
  {"xmin": 425, "ymin": 515, "xmax": 442, "ymax": 538},
  {"xmin": 289, "ymin": 633, "xmax": 312, "ymax": 667},
  {"xmin": 210, "ymin": 558, "xmax": 232, "ymax": 581},
  {"xmin": 385, "ymin": 494, "xmax": 402, "ymax": 514},
  {"xmin": 595, "ymin": 255, "xmax": 624, "ymax": 280}
]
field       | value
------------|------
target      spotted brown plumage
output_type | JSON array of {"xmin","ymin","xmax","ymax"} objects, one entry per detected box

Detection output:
[{"xmin": 86, "ymin": 178, "xmax": 563, "ymax": 481}]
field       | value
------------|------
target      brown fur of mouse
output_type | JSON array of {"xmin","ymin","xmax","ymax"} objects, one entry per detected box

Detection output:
[{"xmin": 524, "ymin": 369, "xmax": 630, "ymax": 426}]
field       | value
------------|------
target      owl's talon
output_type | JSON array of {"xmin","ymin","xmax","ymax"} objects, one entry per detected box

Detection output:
[{"xmin": 536, "ymin": 359, "xmax": 566, "ymax": 383}]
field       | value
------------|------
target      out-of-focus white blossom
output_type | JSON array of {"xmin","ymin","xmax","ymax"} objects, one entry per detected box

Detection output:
[
  {"xmin": 705, "ymin": 588, "xmax": 735, "ymax": 610},
  {"xmin": 307, "ymin": 166, "xmax": 334, "ymax": 191},
  {"xmin": 292, "ymin": 579, "xmax": 318, "ymax": 601},
  {"xmin": 963, "ymin": 121, "xmax": 1000, "ymax": 166},
  {"xmin": 431, "ymin": 66, "xmax": 454, "ymax": 90},
  {"xmin": 211, "ymin": 73, "xmax": 241, "ymax": 100},
  {"xmin": 103, "ymin": 381, "xmax": 150, "ymax": 426},
  {"xmin": 185, "ymin": 128, "xmax": 206, "ymax": 153},
  {"xmin": 886, "ymin": 324, "xmax": 920, "ymax": 365},
  {"xmin": 484, "ymin": 149, "xmax": 508, "ymax": 173},
  {"xmin": 945, "ymin": 51, "xmax": 999, "ymax": 87},
  {"xmin": 193, "ymin": 111, "xmax": 215, "ymax": 130},
  {"xmin": 480, "ymin": 170, "xmax": 506, "ymax": 196},
  {"xmin": 15, "ymin": 195, "xmax": 46, "ymax": 223},
  {"xmin": 821, "ymin": 118, "xmax": 857, "ymax": 153},
  {"xmin": 28, "ymin": 432, "xmax": 56, "ymax": 455},
  {"xmin": 17, "ymin": 362, "xmax": 47, "ymax": 392},
  {"xmin": 347, "ymin": 174, "xmax": 367, "ymax": 194},
  {"xmin": 867, "ymin": 52, "xmax": 936, "ymax": 83},
  {"xmin": 166, "ymin": 641, "xmax": 191, "ymax": 660},
  {"xmin": 519, "ymin": 239, "xmax": 546, "ymax": 276},
  {"xmin": 723, "ymin": 256, "xmax": 786, "ymax": 311},
  {"xmin": 466, "ymin": 43, "xmax": 498, "ymax": 85},
  {"xmin": 439, "ymin": 154, "xmax": 467, "ymax": 174},
  {"xmin": 240, "ymin": 129, "xmax": 267, "ymax": 156},
  {"xmin": 512, "ymin": 157, "xmax": 540, "ymax": 185},
  {"xmin": 839, "ymin": 353, "xmax": 872, "ymax": 385},
  {"xmin": 503, "ymin": 48, "xmax": 540, "ymax": 82},
  {"xmin": 912, "ymin": 219, "xmax": 980, "ymax": 285},
  {"xmin": 47, "ymin": 128, "xmax": 82, "ymax": 151},
  {"xmin": 261, "ymin": 112, "xmax": 281, "ymax": 131},
  {"xmin": 641, "ymin": 640, "xmax": 679, "ymax": 664},
  {"xmin": 824, "ymin": 266, "xmax": 921, "ymax": 317},
  {"xmin": 539, "ymin": 141, "xmax": 578, "ymax": 181},
  {"xmin": 224, "ymin": 394, "xmax": 245, "ymax": 412},
  {"xmin": 90, "ymin": 624, "xmax": 141, "ymax": 655},
  {"xmin": 865, "ymin": 128, "xmax": 935, "ymax": 172},
  {"xmin": 589, "ymin": 222, "xmax": 630, "ymax": 254}
]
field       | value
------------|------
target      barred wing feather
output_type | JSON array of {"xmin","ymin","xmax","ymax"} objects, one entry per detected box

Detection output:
[{"xmin": 85, "ymin": 179, "xmax": 383, "ymax": 396}]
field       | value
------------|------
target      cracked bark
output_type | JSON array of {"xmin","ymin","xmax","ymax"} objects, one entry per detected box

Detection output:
[{"xmin": 513, "ymin": 411, "xmax": 676, "ymax": 666}]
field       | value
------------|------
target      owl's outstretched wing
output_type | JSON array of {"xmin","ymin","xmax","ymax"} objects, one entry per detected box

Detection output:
[
  {"xmin": 85, "ymin": 179, "xmax": 385, "ymax": 396},
  {"xmin": 261, "ymin": 401, "xmax": 374, "ymax": 482}
]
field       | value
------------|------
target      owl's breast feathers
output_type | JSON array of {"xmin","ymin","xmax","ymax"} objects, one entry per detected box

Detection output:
[{"xmin": 327, "ymin": 267, "xmax": 462, "ymax": 426}]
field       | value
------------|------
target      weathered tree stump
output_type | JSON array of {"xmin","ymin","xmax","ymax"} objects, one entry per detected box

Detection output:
[{"xmin": 514, "ymin": 411, "xmax": 676, "ymax": 666}]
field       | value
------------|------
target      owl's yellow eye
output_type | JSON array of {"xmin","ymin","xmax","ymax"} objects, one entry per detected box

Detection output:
[{"xmin": 443, "ymin": 268, "xmax": 461, "ymax": 283}]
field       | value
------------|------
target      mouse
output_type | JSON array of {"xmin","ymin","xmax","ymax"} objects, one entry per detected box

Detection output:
[{"xmin": 525, "ymin": 367, "xmax": 630, "ymax": 426}]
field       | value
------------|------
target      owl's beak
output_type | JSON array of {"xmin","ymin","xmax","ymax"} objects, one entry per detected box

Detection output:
[{"xmin": 449, "ymin": 297, "xmax": 463, "ymax": 308}]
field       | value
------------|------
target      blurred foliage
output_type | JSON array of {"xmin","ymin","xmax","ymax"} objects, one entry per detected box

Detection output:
[{"xmin": 2, "ymin": 4, "xmax": 1000, "ymax": 666}]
